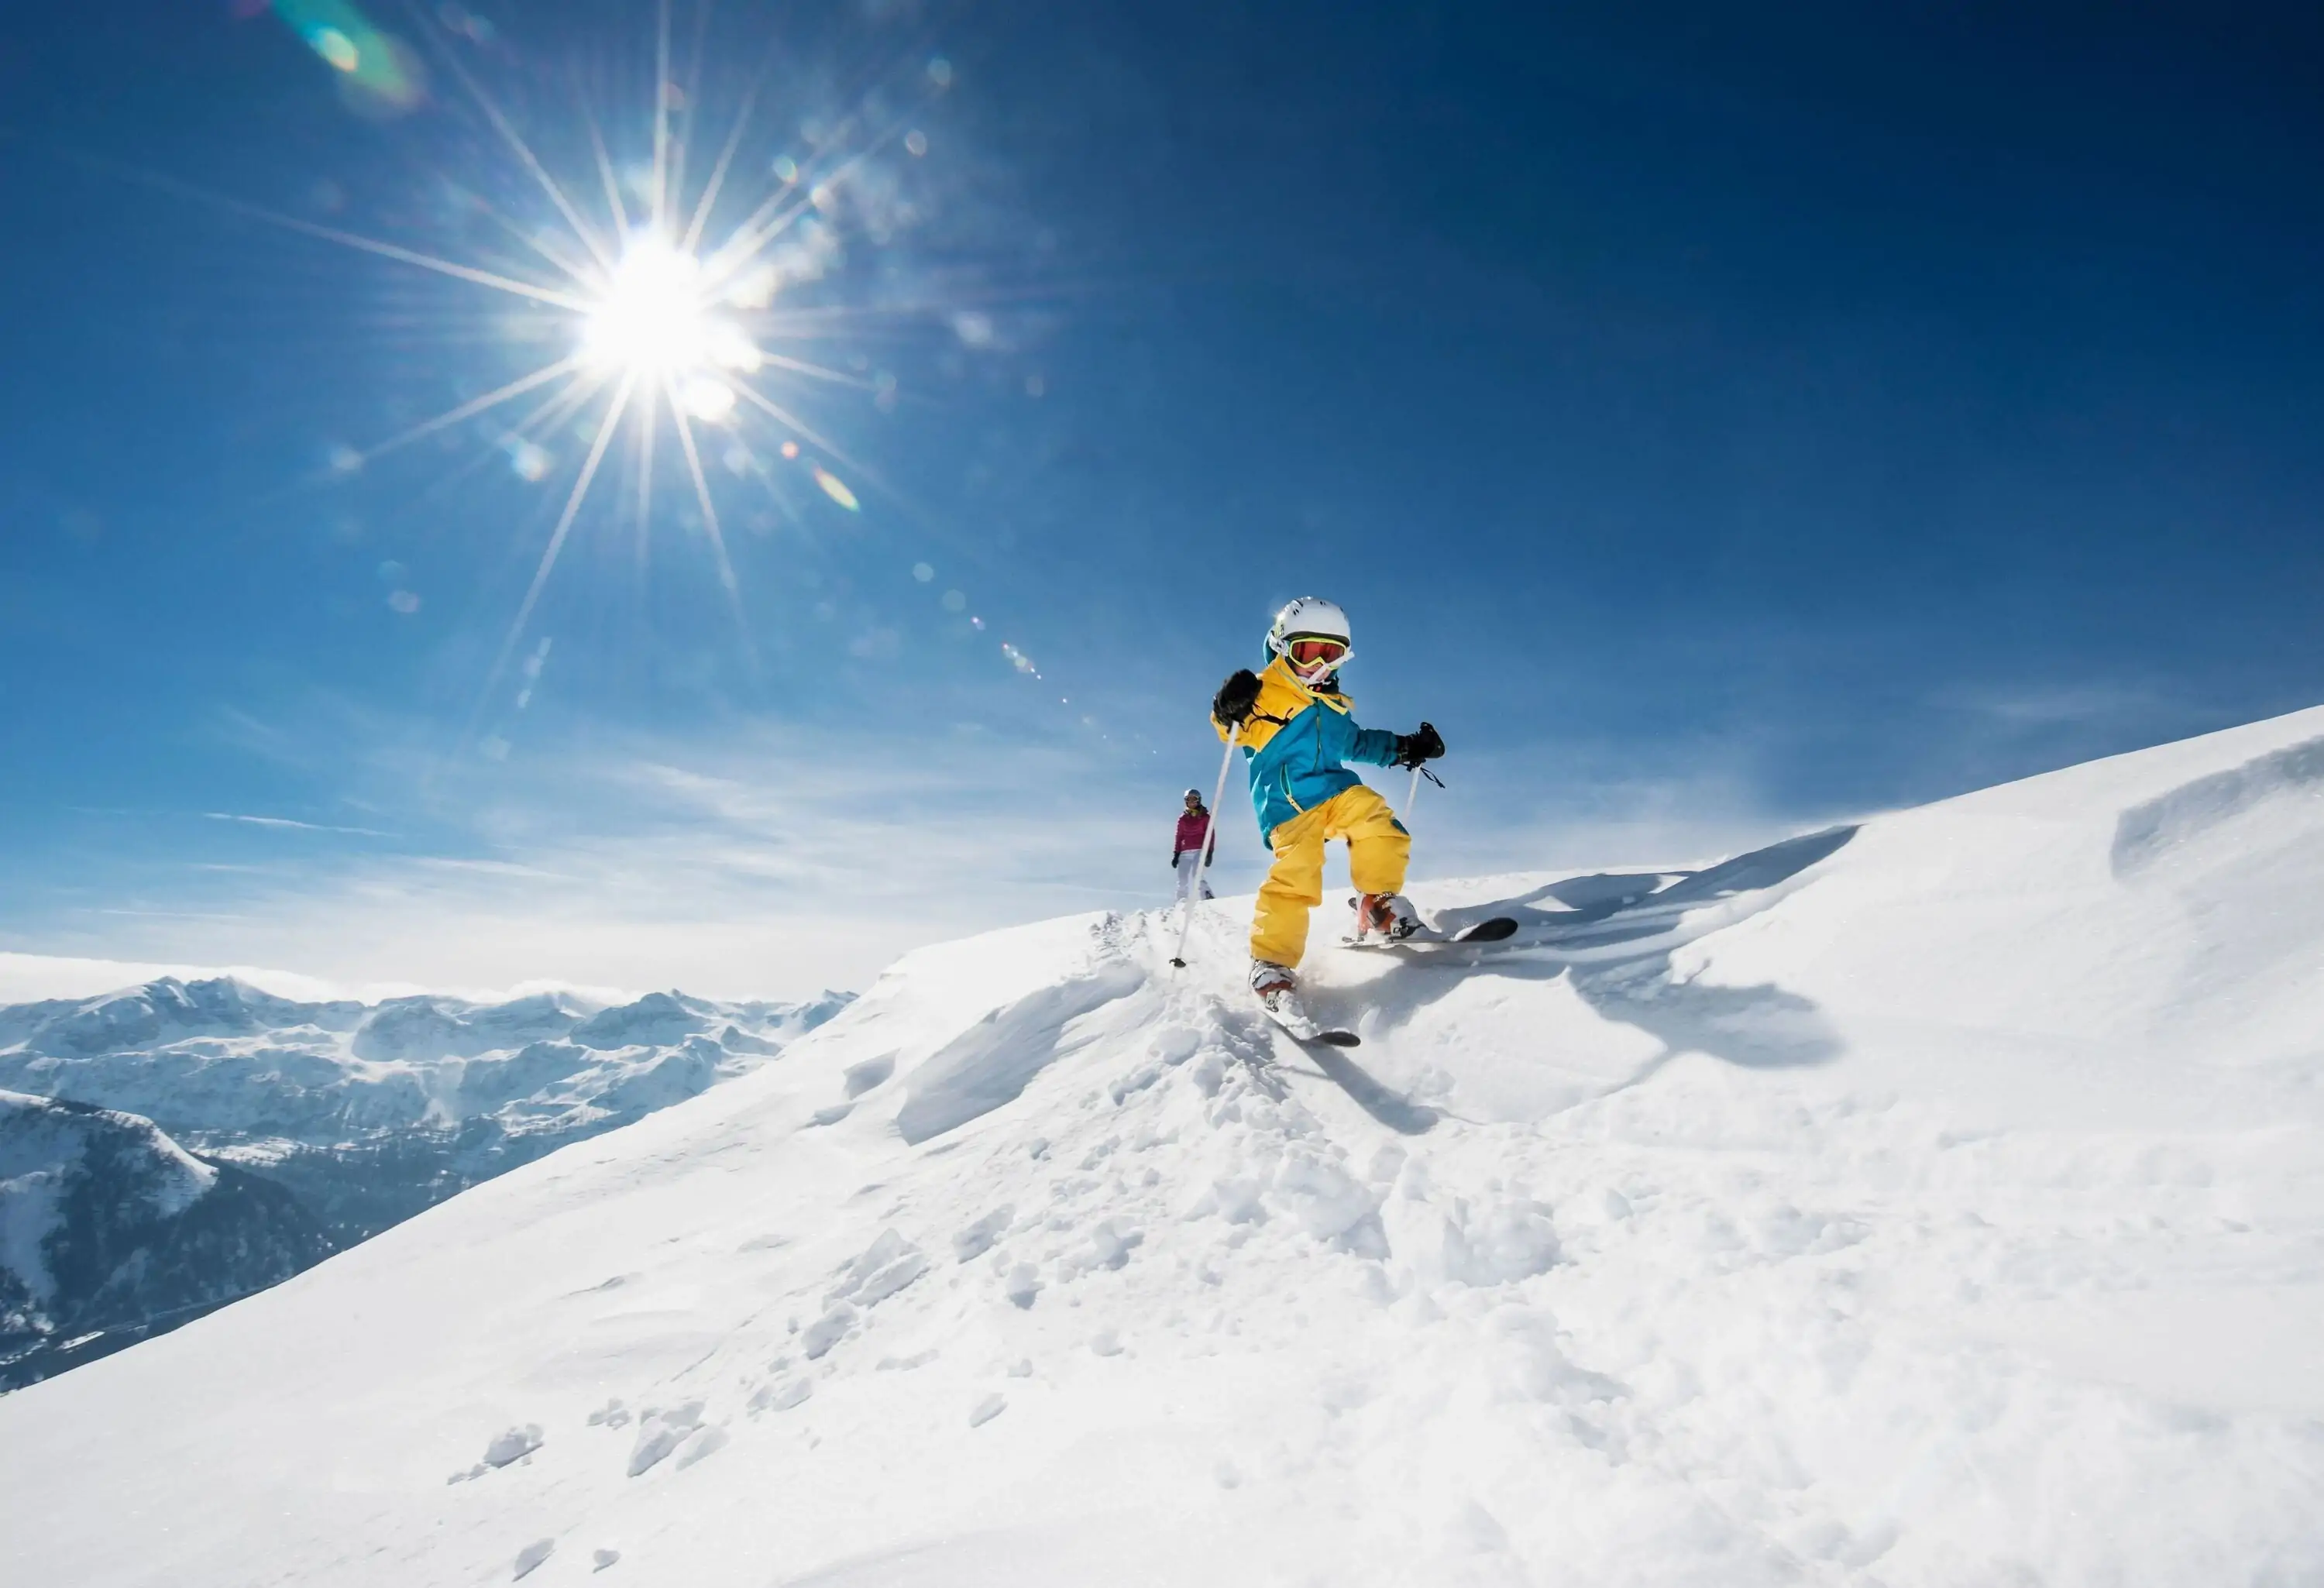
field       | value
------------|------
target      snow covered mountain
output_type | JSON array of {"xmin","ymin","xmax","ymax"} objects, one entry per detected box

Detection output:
[
  {"xmin": 4, "ymin": 707, "xmax": 2322, "ymax": 1584},
  {"xmin": 0, "ymin": 981, "xmax": 849, "ymax": 1388},
  {"xmin": 1, "ymin": 1091, "xmax": 333, "ymax": 1387},
  {"xmin": 0, "ymin": 978, "xmax": 852, "ymax": 1150}
]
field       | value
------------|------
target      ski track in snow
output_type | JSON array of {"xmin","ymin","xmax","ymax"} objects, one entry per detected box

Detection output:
[{"xmin": 5, "ymin": 708, "xmax": 2324, "ymax": 1584}]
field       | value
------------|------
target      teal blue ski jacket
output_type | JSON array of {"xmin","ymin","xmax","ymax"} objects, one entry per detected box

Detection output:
[{"xmin": 1216, "ymin": 655, "xmax": 1402, "ymax": 845}]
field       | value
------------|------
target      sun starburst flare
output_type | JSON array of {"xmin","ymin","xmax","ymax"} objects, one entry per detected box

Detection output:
[{"xmin": 188, "ymin": 0, "xmax": 964, "ymax": 712}]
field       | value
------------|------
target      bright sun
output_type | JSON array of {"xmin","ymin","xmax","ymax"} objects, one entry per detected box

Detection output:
[
  {"xmin": 581, "ymin": 236, "xmax": 710, "ymax": 373},
  {"xmin": 579, "ymin": 235, "xmax": 758, "ymax": 419},
  {"xmin": 244, "ymin": 8, "xmax": 943, "ymax": 697}
]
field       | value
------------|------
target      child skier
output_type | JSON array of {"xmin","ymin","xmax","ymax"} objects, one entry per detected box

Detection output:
[
  {"xmin": 1172, "ymin": 789, "xmax": 1217, "ymax": 902},
  {"xmin": 1210, "ymin": 596, "xmax": 1444, "ymax": 1022}
]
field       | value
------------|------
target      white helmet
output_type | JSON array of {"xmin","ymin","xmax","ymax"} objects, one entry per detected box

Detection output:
[{"xmin": 1266, "ymin": 596, "xmax": 1353, "ymax": 684}]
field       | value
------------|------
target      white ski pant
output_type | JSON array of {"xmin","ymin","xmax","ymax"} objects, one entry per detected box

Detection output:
[{"xmin": 1174, "ymin": 850, "xmax": 1214, "ymax": 903}]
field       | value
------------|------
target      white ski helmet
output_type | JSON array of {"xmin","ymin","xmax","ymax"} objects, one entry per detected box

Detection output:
[{"xmin": 1266, "ymin": 596, "xmax": 1353, "ymax": 682}]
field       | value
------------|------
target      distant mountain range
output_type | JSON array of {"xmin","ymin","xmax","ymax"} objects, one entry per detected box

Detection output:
[{"xmin": 0, "ymin": 977, "xmax": 849, "ymax": 1390}]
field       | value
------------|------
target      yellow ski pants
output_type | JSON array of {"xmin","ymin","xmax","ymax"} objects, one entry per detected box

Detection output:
[{"xmin": 1251, "ymin": 782, "xmax": 1411, "ymax": 968}]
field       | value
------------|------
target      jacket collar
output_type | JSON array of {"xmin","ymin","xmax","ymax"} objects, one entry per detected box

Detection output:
[{"xmin": 1261, "ymin": 654, "xmax": 1349, "ymax": 710}]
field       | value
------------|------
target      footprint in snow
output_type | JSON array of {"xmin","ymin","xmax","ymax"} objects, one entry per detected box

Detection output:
[
  {"xmin": 674, "ymin": 1426, "xmax": 729, "ymax": 1469},
  {"xmin": 626, "ymin": 1402, "xmax": 704, "ymax": 1476},
  {"xmin": 513, "ymin": 1539, "xmax": 555, "ymax": 1579},
  {"xmin": 483, "ymin": 1425, "xmax": 543, "ymax": 1467},
  {"xmin": 953, "ymin": 1205, "xmax": 1014, "ymax": 1262},
  {"xmin": 800, "ymin": 1303, "xmax": 856, "ymax": 1359},
  {"xmin": 750, "ymin": 1378, "xmax": 812, "ymax": 1412},
  {"xmin": 593, "ymin": 1548, "xmax": 621, "ymax": 1572},
  {"xmin": 968, "ymin": 1394, "xmax": 1006, "ymax": 1428},
  {"xmin": 827, "ymin": 1229, "xmax": 930, "ymax": 1309},
  {"xmin": 445, "ymin": 1423, "xmax": 541, "ymax": 1484},
  {"xmin": 1150, "ymin": 1026, "xmax": 1202, "ymax": 1065}
]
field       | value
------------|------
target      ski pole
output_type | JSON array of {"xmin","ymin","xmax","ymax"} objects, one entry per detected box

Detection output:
[
  {"xmin": 1402, "ymin": 759, "xmax": 1445, "ymax": 820},
  {"xmin": 1170, "ymin": 721, "xmax": 1241, "ymax": 969}
]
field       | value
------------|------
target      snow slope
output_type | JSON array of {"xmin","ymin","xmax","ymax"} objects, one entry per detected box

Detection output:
[{"xmin": 3, "ymin": 708, "xmax": 2322, "ymax": 1586}]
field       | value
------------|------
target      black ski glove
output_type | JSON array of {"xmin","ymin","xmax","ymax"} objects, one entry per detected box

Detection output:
[
  {"xmin": 1212, "ymin": 669, "xmax": 1261, "ymax": 728},
  {"xmin": 1394, "ymin": 720, "xmax": 1446, "ymax": 768}
]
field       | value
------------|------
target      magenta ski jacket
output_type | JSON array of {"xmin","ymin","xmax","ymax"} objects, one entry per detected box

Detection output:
[{"xmin": 1174, "ymin": 809, "xmax": 1215, "ymax": 858}]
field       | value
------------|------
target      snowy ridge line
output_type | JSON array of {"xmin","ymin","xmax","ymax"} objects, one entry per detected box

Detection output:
[
  {"xmin": 2110, "ymin": 733, "xmax": 2324, "ymax": 875},
  {"xmin": 0, "ymin": 977, "xmax": 853, "ymax": 1148},
  {"xmin": 3, "ymin": 703, "xmax": 2324, "ymax": 1584}
]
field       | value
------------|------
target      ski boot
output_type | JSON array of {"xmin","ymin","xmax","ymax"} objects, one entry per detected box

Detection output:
[
  {"xmin": 1250, "ymin": 957, "xmax": 1356, "ymax": 1044},
  {"xmin": 1352, "ymin": 892, "xmax": 1423, "ymax": 945},
  {"xmin": 1250, "ymin": 957, "xmax": 1304, "ymax": 1019}
]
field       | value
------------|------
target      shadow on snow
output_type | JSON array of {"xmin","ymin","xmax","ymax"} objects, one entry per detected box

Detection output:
[{"xmin": 1358, "ymin": 825, "xmax": 1859, "ymax": 1086}]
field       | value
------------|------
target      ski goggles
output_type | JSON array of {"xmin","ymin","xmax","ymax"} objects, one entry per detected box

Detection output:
[{"xmin": 1283, "ymin": 635, "xmax": 1350, "ymax": 669}]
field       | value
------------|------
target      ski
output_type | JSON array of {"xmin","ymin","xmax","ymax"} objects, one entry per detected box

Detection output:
[
  {"xmin": 1342, "ymin": 915, "xmax": 1520, "ymax": 950},
  {"xmin": 1257, "ymin": 999, "xmax": 1361, "ymax": 1047}
]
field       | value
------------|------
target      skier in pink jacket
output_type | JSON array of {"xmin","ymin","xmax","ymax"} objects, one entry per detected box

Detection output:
[{"xmin": 1173, "ymin": 789, "xmax": 1217, "ymax": 902}]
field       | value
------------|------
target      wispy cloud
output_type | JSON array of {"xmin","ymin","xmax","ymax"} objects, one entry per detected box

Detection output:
[
  {"xmin": 203, "ymin": 813, "xmax": 397, "ymax": 837},
  {"xmin": 1930, "ymin": 679, "xmax": 2181, "ymax": 730},
  {"xmin": 87, "ymin": 908, "xmax": 257, "ymax": 922},
  {"xmin": 18, "ymin": 695, "xmax": 1824, "ymax": 1002},
  {"xmin": 45, "ymin": 724, "xmax": 1170, "ymax": 999}
]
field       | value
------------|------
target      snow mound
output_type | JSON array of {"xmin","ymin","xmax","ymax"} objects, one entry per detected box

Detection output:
[{"xmin": 4, "ymin": 707, "xmax": 2324, "ymax": 1585}]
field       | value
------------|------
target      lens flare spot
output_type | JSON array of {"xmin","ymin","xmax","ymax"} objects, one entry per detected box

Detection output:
[
  {"xmin": 912, "ymin": 562, "xmax": 933, "ymax": 583},
  {"xmin": 781, "ymin": 440, "xmax": 800, "ymax": 460},
  {"xmin": 941, "ymin": 589, "xmax": 967, "ymax": 612},
  {"xmin": 273, "ymin": 2, "xmax": 425, "ymax": 113},
  {"xmin": 1001, "ymin": 641, "xmax": 1037, "ymax": 675},
  {"xmin": 812, "ymin": 464, "xmax": 859, "ymax": 511},
  {"xmin": 502, "ymin": 437, "xmax": 552, "ymax": 481},
  {"xmin": 315, "ymin": 27, "xmax": 361, "ymax": 71}
]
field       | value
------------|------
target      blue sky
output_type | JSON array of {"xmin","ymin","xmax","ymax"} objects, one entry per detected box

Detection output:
[{"xmin": 3, "ymin": 2, "xmax": 2322, "ymax": 998}]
